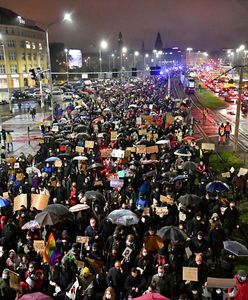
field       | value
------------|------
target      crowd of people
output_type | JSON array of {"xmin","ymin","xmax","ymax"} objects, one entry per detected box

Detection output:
[{"xmin": 0, "ymin": 76, "xmax": 247, "ymax": 300}]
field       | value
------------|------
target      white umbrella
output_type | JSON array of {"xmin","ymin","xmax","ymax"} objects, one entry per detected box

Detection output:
[
  {"xmin": 156, "ymin": 140, "xmax": 170, "ymax": 145},
  {"xmin": 174, "ymin": 149, "xmax": 192, "ymax": 157},
  {"xmin": 26, "ymin": 167, "xmax": 41, "ymax": 176},
  {"xmin": 69, "ymin": 204, "xmax": 90, "ymax": 212},
  {"xmin": 107, "ymin": 209, "xmax": 139, "ymax": 226},
  {"xmin": 128, "ymin": 104, "xmax": 138, "ymax": 108},
  {"xmin": 73, "ymin": 156, "xmax": 88, "ymax": 161}
]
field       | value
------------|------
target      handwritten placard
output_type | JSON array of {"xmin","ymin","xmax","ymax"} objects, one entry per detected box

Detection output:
[
  {"xmin": 160, "ymin": 194, "xmax": 174, "ymax": 205},
  {"xmin": 183, "ymin": 267, "xmax": 198, "ymax": 282},
  {"xmin": 3, "ymin": 192, "xmax": 9, "ymax": 199},
  {"xmin": 146, "ymin": 145, "xmax": 159, "ymax": 154},
  {"xmin": 85, "ymin": 141, "xmax": 94, "ymax": 148},
  {"xmin": 112, "ymin": 149, "xmax": 125, "ymax": 158},
  {"xmin": 156, "ymin": 207, "xmax": 169, "ymax": 216},
  {"xmin": 238, "ymin": 168, "xmax": 248, "ymax": 176},
  {"xmin": 101, "ymin": 148, "xmax": 112, "ymax": 158},
  {"xmin": 136, "ymin": 145, "xmax": 146, "ymax": 154},
  {"xmin": 126, "ymin": 147, "xmax": 136, "ymax": 153},
  {"xmin": 33, "ymin": 240, "xmax": 45, "ymax": 254},
  {"xmin": 207, "ymin": 277, "xmax": 236, "ymax": 288},
  {"xmin": 75, "ymin": 146, "xmax": 84, "ymax": 153},
  {"xmin": 76, "ymin": 236, "xmax": 89, "ymax": 245},
  {"xmin": 166, "ymin": 113, "xmax": 175, "ymax": 124},
  {"xmin": 51, "ymin": 125, "xmax": 59, "ymax": 132},
  {"xmin": 31, "ymin": 194, "xmax": 49, "ymax": 211},
  {"xmin": 221, "ymin": 172, "xmax": 230, "ymax": 178},
  {"xmin": 54, "ymin": 160, "xmax": 62, "ymax": 168},
  {"xmin": 110, "ymin": 180, "xmax": 124, "ymax": 188},
  {"xmin": 9, "ymin": 270, "xmax": 20, "ymax": 291},
  {"xmin": 14, "ymin": 194, "xmax": 27, "ymax": 212},
  {"xmin": 111, "ymin": 131, "xmax": 118, "ymax": 141},
  {"xmin": 138, "ymin": 129, "xmax": 147, "ymax": 136},
  {"xmin": 201, "ymin": 143, "xmax": 215, "ymax": 151}
]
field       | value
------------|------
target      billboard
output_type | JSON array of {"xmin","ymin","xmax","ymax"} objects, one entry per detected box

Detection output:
[{"xmin": 68, "ymin": 49, "xmax": 82, "ymax": 69}]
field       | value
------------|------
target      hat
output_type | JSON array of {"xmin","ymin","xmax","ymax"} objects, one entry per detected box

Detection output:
[
  {"xmin": 238, "ymin": 270, "xmax": 247, "ymax": 277},
  {"xmin": 82, "ymin": 267, "xmax": 90, "ymax": 276},
  {"xmin": 197, "ymin": 231, "xmax": 203, "ymax": 236}
]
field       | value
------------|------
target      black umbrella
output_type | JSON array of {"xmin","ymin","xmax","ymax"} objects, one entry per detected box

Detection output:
[
  {"xmin": 87, "ymin": 163, "xmax": 104, "ymax": 170},
  {"xmin": 172, "ymin": 174, "xmax": 189, "ymax": 182},
  {"xmin": 157, "ymin": 226, "xmax": 188, "ymax": 242},
  {"xmin": 43, "ymin": 204, "xmax": 71, "ymax": 216},
  {"xmin": 182, "ymin": 161, "xmax": 197, "ymax": 172},
  {"xmin": 85, "ymin": 191, "xmax": 105, "ymax": 204},
  {"xmin": 74, "ymin": 124, "xmax": 88, "ymax": 133},
  {"xmin": 35, "ymin": 211, "xmax": 61, "ymax": 226},
  {"xmin": 223, "ymin": 241, "xmax": 248, "ymax": 256},
  {"xmin": 60, "ymin": 140, "xmax": 72, "ymax": 146},
  {"xmin": 55, "ymin": 138, "xmax": 67, "ymax": 144},
  {"xmin": 57, "ymin": 153, "xmax": 72, "ymax": 159},
  {"xmin": 76, "ymin": 132, "xmax": 91, "ymax": 140},
  {"xmin": 178, "ymin": 194, "xmax": 202, "ymax": 207}
]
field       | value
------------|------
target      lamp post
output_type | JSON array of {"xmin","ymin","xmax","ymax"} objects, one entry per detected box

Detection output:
[
  {"xmin": 144, "ymin": 53, "xmax": 149, "ymax": 70},
  {"xmin": 133, "ymin": 51, "xmax": 139, "ymax": 67},
  {"xmin": 120, "ymin": 47, "xmax": 127, "ymax": 72},
  {"xmin": 64, "ymin": 48, "xmax": 69, "ymax": 84},
  {"xmin": 111, "ymin": 53, "xmax": 115, "ymax": 69},
  {"xmin": 45, "ymin": 12, "xmax": 72, "ymax": 121},
  {"xmin": 99, "ymin": 40, "xmax": 108, "ymax": 76},
  {"xmin": 0, "ymin": 34, "xmax": 11, "ymax": 112},
  {"xmin": 186, "ymin": 47, "xmax": 193, "ymax": 66}
]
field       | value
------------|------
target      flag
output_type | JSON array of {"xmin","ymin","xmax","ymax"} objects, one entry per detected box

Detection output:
[
  {"xmin": 66, "ymin": 279, "xmax": 80, "ymax": 300},
  {"xmin": 43, "ymin": 233, "xmax": 60, "ymax": 266}
]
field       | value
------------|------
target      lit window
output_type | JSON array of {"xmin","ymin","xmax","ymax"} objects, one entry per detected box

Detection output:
[
  {"xmin": 32, "ymin": 42, "xmax": 36, "ymax": 50},
  {"xmin": 0, "ymin": 65, "xmax": 5, "ymax": 74},
  {"xmin": 9, "ymin": 51, "xmax": 16, "ymax": 60},
  {"xmin": 7, "ymin": 40, "xmax": 16, "ymax": 47},
  {"xmin": 26, "ymin": 41, "xmax": 31, "ymax": 49},
  {"xmin": 22, "ymin": 65, "xmax": 26, "ymax": 72},
  {"xmin": 10, "ymin": 64, "xmax": 18, "ymax": 74}
]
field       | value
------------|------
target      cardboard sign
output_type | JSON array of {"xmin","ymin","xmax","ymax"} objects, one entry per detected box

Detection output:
[
  {"xmin": 136, "ymin": 117, "xmax": 142, "ymax": 125},
  {"xmin": 111, "ymin": 131, "xmax": 118, "ymax": 141},
  {"xmin": 3, "ymin": 192, "xmax": 9, "ymax": 199},
  {"xmin": 76, "ymin": 236, "xmax": 89, "ymax": 245},
  {"xmin": 146, "ymin": 145, "xmax": 159, "ymax": 154},
  {"xmin": 160, "ymin": 194, "xmax": 174, "ymax": 205},
  {"xmin": 31, "ymin": 194, "xmax": 49, "ymax": 211},
  {"xmin": 222, "ymin": 172, "xmax": 230, "ymax": 178},
  {"xmin": 138, "ymin": 129, "xmax": 147, "ymax": 136},
  {"xmin": 112, "ymin": 149, "xmax": 125, "ymax": 158},
  {"xmin": 85, "ymin": 140, "xmax": 94, "ymax": 148},
  {"xmin": 14, "ymin": 194, "xmax": 27, "ymax": 212},
  {"xmin": 75, "ymin": 146, "xmax": 84, "ymax": 153},
  {"xmin": 136, "ymin": 145, "xmax": 146, "ymax": 154},
  {"xmin": 166, "ymin": 113, "xmax": 175, "ymax": 124},
  {"xmin": 156, "ymin": 207, "xmax": 169, "ymax": 216},
  {"xmin": 207, "ymin": 277, "xmax": 236, "ymax": 288},
  {"xmin": 33, "ymin": 240, "xmax": 45, "ymax": 254},
  {"xmin": 183, "ymin": 267, "xmax": 198, "ymax": 282},
  {"xmin": 126, "ymin": 147, "xmax": 136, "ymax": 153},
  {"xmin": 110, "ymin": 180, "xmax": 124, "ymax": 188},
  {"xmin": 101, "ymin": 148, "xmax": 112, "ymax": 158},
  {"xmin": 143, "ymin": 207, "xmax": 150, "ymax": 216},
  {"xmin": 125, "ymin": 150, "xmax": 131, "ymax": 158},
  {"xmin": 143, "ymin": 115, "xmax": 153, "ymax": 125},
  {"xmin": 55, "ymin": 160, "xmax": 62, "ymax": 168},
  {"xmin": 51, "ymin": 125, "xmax": 59, "ymax": 132},
  {"xmin": 201, "ymin": 143, "xmax": 215, "ymax": 151},
  {"xmin": 9, "ymin": 270, "xmax": 20, "ymax": 291},
  {"xmin": 238, "ymin": 168, "xmax": 248, "ymax": 176}
]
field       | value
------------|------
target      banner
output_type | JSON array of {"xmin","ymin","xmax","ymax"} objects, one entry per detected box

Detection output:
[
  {"xmin": 136, "ymin": 145, "xmax": 146, "ymax": 154},
  {"xmin": 14, "ymin": 194, "xmax": 27, "ymax": 212},
  {"xmin": 155, "ymin": 207, "xmax": 169, "ymax": 216},
  {"xmin": 112, "ymin": 149, "xmax": 125, "ymax": 158},
  {"xmin": 101, "ymin": 148, "xmax": 112, "ymax": 158},
  {"xmin": 207, "ymin": 277, "xmax": 236, "ymax": 288},
  {"xmin": 85, "ymin": 141, "xmax": 94, "ymax": 148},
  {"xmin": 160, "ymin": 194, "xmax": 174, "ymax": 205},
  {"xmin": 146, "ymin": 146, "xmax": 159, "ymax": 153},
  {"xmin": 75, "ymin": 146, "xmax": 84, "ymax": 153},
  {"xmin": 183, "ymin": 267, "xmax": 198, "ymax": 282},
  {"xmin": 31, "ymin": 194, "xmax": 49, "ymax": 211}
]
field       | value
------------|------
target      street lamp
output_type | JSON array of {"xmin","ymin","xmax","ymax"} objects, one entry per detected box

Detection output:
[
  {"xmin": 45, "ymin": 12, "xmax": 72, "ymax": 120},
  {"xmin": 144, "ymin": 53, "xmax": 149, "ymax": 70},
  {"xmin": 186, "ymin": 47, "xmax": 193, "ymax": 66},
  {"xmin": 133, "ymin": 51, "xmax": 139, "ymax": 67},
  {"xmin": 120, "ymin": 47, "xmax": 127, "ymax": 71},
  {"xmin": 64, "ymin": 48, "xmax": 69, "ymax": 84},
  {"xmin": 0, "ymin": 34, "xmax": 11, "ymax": 112},
  {"xmin": 111, "ymin": 53, "xmax": 115, "ymax": 69},
  {"xmin": 99, "ymin": 40, "xmax": 108, "ymax": 75}
]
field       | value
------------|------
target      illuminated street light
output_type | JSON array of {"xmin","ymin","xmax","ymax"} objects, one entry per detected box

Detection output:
[
  {"xmin": 133, "ymin": 51, "xmax": 139, "ymax": 67},
  {"xmin": 64, "ymin": 48, "xmax": 69, "ymax": 84},
  {"xmin": 186, "ymin": 47, "xmax": 193, "ymax": 66},
  {"xmin": 99, "ymin": 40, "xmax": 108, "ymax": 75},
  {"xmin": 120, "ymin": 47, "xmax": 127, "ymax": 71}
]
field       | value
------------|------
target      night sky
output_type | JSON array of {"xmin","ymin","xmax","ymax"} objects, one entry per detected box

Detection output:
[{"xmin": 1, "ymin": 0, "xmax": 248, "ymax": 53}]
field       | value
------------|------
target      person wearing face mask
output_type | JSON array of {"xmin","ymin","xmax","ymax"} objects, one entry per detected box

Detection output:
[
  {"xmin": 187, "ymin": 254, "xmax": 208, "ymax": 293},
  {"xmin": 222, "ymin": 200, "xmax": 240, "ymax": 238},
  {"xmin": 228, "ymin": 270, "xmax": 248, "ymax": 300},
  {"xmin": 150, "ymin": 265, "xmax": 172, "ymax": 298},
  {"xmin": 103, "ymin": 286, "xmax": 116, "ymax": 300},
  {"xmin": 189, "ymin": 231, "xmax": 209, "ymax": 260},
  {"xmin": 203, "ymin": 285, "xmax": 237, "ymax": 300},
  {"xmin": 0, "ymin": 269, "xmax": 16, "ymax": 300},
  {"xmin": 188, "ymin": 213, "xmax": 207, "ymax": 237},
  {"xmin": 208, "ymin": 222, "xmax": 226, "ymax": 266},
  {"xmin": 135, "ymin": 248, "xmax": 152, "ymax": 282}
]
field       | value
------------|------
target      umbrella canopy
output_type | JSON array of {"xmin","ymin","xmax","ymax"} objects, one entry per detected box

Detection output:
[
  {"xmin": 20, "ymin": 292, "xmax": 54, "ymax": 300},
  {"xmin": 143, "ymin": 236, "xmax": 164, "ymax": 252},
  {"xmin": 143, "ymin": 170, "xmax": 157, "ymax": 177},
  {"xmin": 26, "ymin": 166, "xmax": 41, "ymax": 176},
  {"xmin": 206, "ymin": 181, "xmax": 229, "ymax": 193},
  {"xmin": 0, "ymin": 196, "xmax": 10, "ymax": 208},
  {"xmin": 21, "ymin": 220, "xmax": 40, "ymax": 230},
  {"xmin": 45, "ymin": 157, "xmax": 61, "ymax": 162},
  {"xmin": 133, "ymin": 293, "xmax": 170, "ymax": 300},
  {"xmin": 60, "ymin": 140, "xmax": 71, "ymax": 146},
  {"xmin": 85, "ymin": 191, "xmax": 104, "ymax": 203},
  {"xmin": 87, "ymin": 163, "xmax": 104, "ymax": 170},
  {"xmin": 73, "ymin": 156, "xmax": 88, "ymax": 161},
  {"xmin": 156, "ymin": 140, "xmax": 170, "ymax": 145},
  {"xmin": 183, "ymin": 136, "xmax": 195, "ymax": 142},
  {"xmin": 157, "ymin": 225, "xmax": 188, "ymax": 242},
  {"xmin": 43, "ymin": 204, "xmax": 70, "ymax": 217},
  {"xmin": 172, "ymin": 174, "xmax": 189, "ymax": 182},
  {"xmin": 107, "ymin": 209, "xmax": 139, "ymax": 226},
  {"xmin": 174, "ymin": 149, "xmax": 192, "ymax": 157},
  {"xmin": 76, "ymin": 132, "xmax": 91, "ymax": 140},
  {"xmin": 74, "ymin": 124, "xmax": 88, "ymax": 133},
  {"xmin": 35, "ymin": 211, "xmax": 61, "ymax": 226},
  {"xmin": 223, "ymin": 240, "xmax": 248, "ymax": 256},
  {"xmin": 182, "ymin": 161, "xmax": 197, "ymax": 172},
  {"xmin": 178, "ymin": 194, "xmax": 202, "ymax": 207},
  {"xmin": 69, "ymin": 204, "xmax": 90, "ymax": 212}
]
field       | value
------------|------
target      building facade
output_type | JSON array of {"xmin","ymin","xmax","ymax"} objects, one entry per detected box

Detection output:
[{"xmin": 0, "ymin": 7, "xmax": 47, "ymax": 90}]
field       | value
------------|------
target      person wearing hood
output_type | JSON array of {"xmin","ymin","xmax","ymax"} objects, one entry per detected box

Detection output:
[
  {"xmin": 229, "ymin": 270, "xmax": 248, "ymax": 300},
  {"xmin": 0, "ymin": 269, "xmax": 16, "ymax": 300}
]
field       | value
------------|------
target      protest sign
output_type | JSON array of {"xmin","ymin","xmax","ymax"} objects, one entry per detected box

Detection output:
[
  {"xmin": 136, "ymin": 117, "xmax": 142, "ymax": 125},
  {"xmin": 3, "ymin": 192, "xmax": 9, "ymax": 199},
  {"xmin": 146, "ymin": 145, "xmax": 159, "ymax": 154},
  {"xmin": 101, "ymin": 148, "xmax": 112, "ymax": 158},
  {"xmin": 156, "ymin": 207, "xmax": 169, "ymax": 216},
  {"xmin": 126, "ymin": 147, "xmax": 136, "ymax": 152},
  {"xmin": 75, "ymin": 146, "xmax": 84, "ymax": 153},
  {"xmin": 9, "ymin": 270, "xmax": 20, "ymax": 291},
  {"xmin": 110, "ymin": 180, "xmax": 124, "ymax": 188},
  {"xmin": 51, "ymin": 125, "xmax": 59, "ymax": 132},
  {"xmin": 107, "ymin": 173, "xmax": 119, "ymax": 181},
  {"xmin": 160, "ymin": 194, "xmax": 174, "ymax": 205},
  {"xmin": 118, "ymin": 170, "xmax": 125, "ymax": 178},
  {"xmin": 125, "ymin": 150, "xmax": 131, "ymax": 157},
  {"xmin": 31, "ymin": 194, "xmax": 49, "ymax": 211},
  {"xmin": 122, "ymin": 247, "xmax": 133, "ymax": 258},
  {"xmin": 136, "ymin": 145, "xmax": 146, "ymax": 154},
  {"xmin": 166, "ymin": 113, "xmax": 175, "ymax": 124},
  {"xmin": 54, "ymin": 160, "xmax": 62, "ymax": 168},
  {"xmin": 111, "ymin": 131, "xmax": 118, "ymax": 141},
  {"xmin": 33, "ymin": 240, "xmax": 45, "ymax": 254},
  {"xmin": 207, "ymin": 277, "xmax": 236, "ymax": 288},
  {"xmin": 221, "ymin": 172, "xmax": 230, "ymax": 178},
  {"xmin": 85, "ymin": 141, "xmax": 94, "ymax": 148},
  {"xmin": 201, "ymin": 143, "xmax": 215, "ymax": 151},
  {"xmin": 138, "ymin": 129, "xmax": 147, "ymax": 136},
  {"xmin": 14, "ymin": 194, "xmax": 27, "ymax": 212},
  {"xmin": 14, "ymin": 162, "xmax": 20, "ymax": 169},
  {"xmin": 142, "ymin": 115, "xmax": 153, "ymax": 125},
  {"xmin": 112, "ymin": 149, "xmax": 125, "ymax": 158},
  {"xmin": 183, "ymin": 267, "xmax": 198, "ymax": 282},
  {"xmin": 238, "ymin": 168, "xmax": 248, "ymax": 176},
  {"xmin": 76, "ymin": 236, "xmax": 89, "ymax": 245}
]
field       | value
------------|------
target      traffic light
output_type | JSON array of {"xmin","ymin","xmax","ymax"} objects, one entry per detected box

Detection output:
[{"xmin": 29, "ymin": 68, "xmax": 36, "ymax": 80}]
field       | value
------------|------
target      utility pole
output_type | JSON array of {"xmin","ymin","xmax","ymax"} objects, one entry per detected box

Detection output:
[{"xmin": 233, "ymin": 65, "xmax": 244, "ymax": 152}]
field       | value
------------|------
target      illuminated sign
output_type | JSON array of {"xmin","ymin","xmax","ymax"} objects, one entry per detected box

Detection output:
[{"xmin": 68, "ymin": 49, "xmax": 82, "ymax": 69}]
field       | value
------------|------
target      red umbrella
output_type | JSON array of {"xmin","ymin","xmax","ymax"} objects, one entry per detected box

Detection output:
[
  {"xmin": 20, "ymin": 292, "xmax": 54, "ymax": 300},
  {"xmin": 183, "ymin": 136, "xmax": 195, "ymax": 142},
  {"xmin": 134, "ymin": 293, "xmax": 170, "ymax": 300}
]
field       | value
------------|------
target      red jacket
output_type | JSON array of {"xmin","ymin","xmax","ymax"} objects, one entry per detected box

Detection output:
[{"xmin": 228, "ymin": 274, "xmax": 248, "ymax": 300}]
